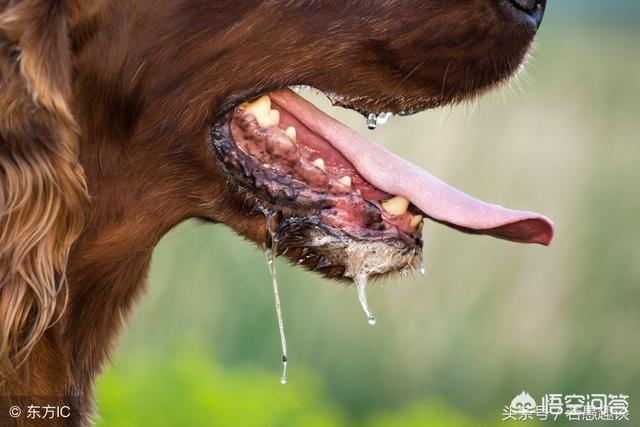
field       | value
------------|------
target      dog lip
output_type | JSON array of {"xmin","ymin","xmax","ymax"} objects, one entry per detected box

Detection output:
[
  {"xmin": 214, "ymin": 85, "xmax": 440, "ymax": 127},
  {"xmin": 322, "ymin": 91, "xmax": 438, "ymax": 119}
]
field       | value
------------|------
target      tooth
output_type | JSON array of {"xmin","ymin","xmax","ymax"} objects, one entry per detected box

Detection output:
[
  {"xmin": 338, "ymin": 176, "xmax": 352, "ymax": 187},
  {"xmin": 261, "ymin": 109, "xmax": 280, "ymax": 127},
  {"xmin": 312, "ymin": 158, "xmax": 325, "ymax": 170},
  {"xmin": 381, "ymin": 196, "xmax": 409, "ymax": 216},
  {"xmin": 254, "ymin": 109, "xmax": 279, "ymax": 127},
  {"xmin": 284, "ymin": 126, "xmax": 297, "ymax": 143},
  {"xmin": 410, "ymin": 214, "xmax": 423, "ymax": 229},
  {"xmin": 242, "ymin": 96, "xmax": 280, "ymax": 127},
  {"xmin": 242, "ymin": 95, "xmax": 271, "ymax": 114}
]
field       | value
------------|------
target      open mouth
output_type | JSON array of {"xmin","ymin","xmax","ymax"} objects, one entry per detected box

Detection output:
[{"xmin": 211, "ymin": 88, "xmax": 554, "ymax": 281}]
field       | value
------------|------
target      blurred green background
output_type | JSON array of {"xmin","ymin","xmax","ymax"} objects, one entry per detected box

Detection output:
[{"xmin": 95, "ymin": 2, "xmax": 640, "ymax": 426}]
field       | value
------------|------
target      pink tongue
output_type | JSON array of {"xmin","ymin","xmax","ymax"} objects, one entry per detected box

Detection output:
[{"xmin": 270, "ymin": 89, "xmax": 554, "ymax": 245}]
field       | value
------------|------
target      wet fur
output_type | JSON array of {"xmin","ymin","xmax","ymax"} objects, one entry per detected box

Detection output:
[{"xmin": 0, "ymin": 1, "xmax": 539, "ymax": 425}]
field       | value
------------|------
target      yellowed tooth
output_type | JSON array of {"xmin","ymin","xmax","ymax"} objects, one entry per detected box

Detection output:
[
  {"xmin": 242, "ymin": 96, "xmax": 280, "ymax": 127},
  {"xmin": 254, "ymin": 109, "xmax": 279, "ymax": 127},
  {"xmin": 312, "ymin": 158, "xmax": 325, "ymax": 170},
  {"xmin": 410, "ymin": 214, "xmax": 423, "ymax": 229},
  {"xmin": 272, "ymin": 109, "xmax": 280, "ymax": 123},
  {"xmin": 338, "ymin": 176, "xmax": 352, "ymax": 187},
  {"xmin": 284, "ymin": 126, "xmax": 297, "ymax": 143},
  {"xmin": 242, "ymin": 95, "xmax": 271, "ymax": 114},
  {"xmin": 381, "ymin": 195, "xmax": 409, "ymax": 216},
  {"xmin": 261, "ymin": 109, "xmax": 280, "ymax": 127}
]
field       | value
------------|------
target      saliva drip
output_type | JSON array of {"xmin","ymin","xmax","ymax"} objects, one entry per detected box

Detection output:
[
  {"xmin": 263, "ymin": 211, "xmax": 288, "ymax": 384},
  {"xmin": 354, "ymin": 273, "xmax": 376, "ymax": 325},
  {"xmin": 367, "ymin": 112, "xmax": 393, "ymax": 130},
  {"xmin": 366, "ymin": 113, "xmax": 378, "ymax": 130},
  {"xmin": 417, "ymin": 250, "xmax": 426, "ymax": 277},
  {"xmin": 259, "ymin": 207, "xmax": 422, "ymax": 379},
  {"xmin": 376, "ymin": 112, "xmax": 392, "ymax": 126}
]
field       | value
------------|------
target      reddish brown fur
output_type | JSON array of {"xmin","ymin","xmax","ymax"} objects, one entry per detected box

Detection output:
[{"xmin": 0, "ymin": 1, "xmax": 541, "ymax": 424}]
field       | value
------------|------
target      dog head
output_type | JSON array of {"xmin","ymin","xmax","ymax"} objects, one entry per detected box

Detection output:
[
  {"xmin": 97, "ymin": 0, "xmax": 549, "ymax": 277},
  {"xmin": 0, "ymin": 0, "xmax": 550, "ymax": 375}
]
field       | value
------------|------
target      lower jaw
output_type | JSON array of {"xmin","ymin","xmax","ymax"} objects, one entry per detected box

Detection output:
[
  {"xmin": 269, "ymin": 216, "xmax": 422, "ymax": 280},
  {"xmin": 211, "ymin": 115, "xmax": 423, "ymax": 280}
]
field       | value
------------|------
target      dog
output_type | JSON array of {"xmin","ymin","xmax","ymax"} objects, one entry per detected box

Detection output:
[{"xmin": 0, "ymin": 0, "xmax": 551, "ymax": 425}]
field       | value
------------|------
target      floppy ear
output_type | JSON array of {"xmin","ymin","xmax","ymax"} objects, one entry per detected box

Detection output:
[{"xmin": 0, "ymin": 0, "xmax": 88, "ymax": 378}]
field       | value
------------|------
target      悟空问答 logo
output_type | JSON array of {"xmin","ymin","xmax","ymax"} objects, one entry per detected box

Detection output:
[{"xmin": 504, "ymin": 391, "xmax": 537, "ymax": 420}]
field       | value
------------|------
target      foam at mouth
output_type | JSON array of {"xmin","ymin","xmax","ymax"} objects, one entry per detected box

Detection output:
[{"xmin": 229, "ymin": 88, "xmax": 553, "ymax": 245}]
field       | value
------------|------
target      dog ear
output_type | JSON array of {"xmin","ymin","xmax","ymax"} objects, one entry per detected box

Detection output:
[{"xmin": 0, "ymin": 0, "xmax": 88, "ymax": 378}]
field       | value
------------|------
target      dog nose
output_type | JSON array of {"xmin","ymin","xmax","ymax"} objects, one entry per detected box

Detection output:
[
  {"xmin": 507, "ymin": 0, "xmax": 546, "ymax": 27},
  {"xmin": 511, "ymin": 0, "xmax": 536, "ymax": 10}
]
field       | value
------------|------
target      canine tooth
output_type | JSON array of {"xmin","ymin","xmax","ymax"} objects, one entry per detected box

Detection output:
[
  {"xmin": 338, "ymin": 176, "xmax": 352, "ymax": 187},
  {"xmin": 242, "ymin": 96, "xmax": 280, "ymax": 127},
  {"xmin": 410, "ymin": 214, "xmax": 423, "ymax": 229},
  {"xmin": 312, "ymin": 158, "xmax": 325, "ymax": 170},
  {"xmin": 254, "ymin": 109, "xmax": 280, "ymax": 127},
  {"xmin": 284, "ymin": 126, "xmax": 297, "ymax": 142},
  {"xmin": 242, "ymin": 95, "xmax": 271, "ymax": 114},
  {"xmin": 261, "ymin": 109, "xmax": 280, "ymax": 127},
  {"xmin": 381, "ymin": 196, "xmax": 409, "ymax": 216}
]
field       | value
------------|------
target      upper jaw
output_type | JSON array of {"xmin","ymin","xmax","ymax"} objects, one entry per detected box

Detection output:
[
  {"xmin": 213, "ymin": 83, "xmax": 455, "ymax": 127},
  {"xmin": 214, "ymin": 77, "xmax": 507, "ymax": 130}
]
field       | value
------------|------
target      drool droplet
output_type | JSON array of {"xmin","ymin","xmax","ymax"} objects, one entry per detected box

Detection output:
[
  {"xmin": 354, "ymin": 273, "xmax": 376, "ymax": 325},
  {"xmin": 417, "ymin": 251, "xmax": 427, "ymax": 277},
  {"xmin": 366, "ymin": 113, "xmax": 378, "ymax": 130},
  {"xmin": 262, "ymin": 210, "xmax": 288, "ymax": 385},
  {"xmin": 376, "ymin": 112, "xmax": 392, "ymax": 126},
  {"xmin": 280, "ymin": 356, "xmax": 288, "ymax": 384}
]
